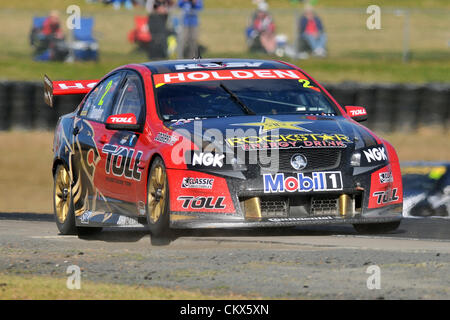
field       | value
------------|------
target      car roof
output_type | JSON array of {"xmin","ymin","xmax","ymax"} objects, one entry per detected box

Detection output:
[{"xmin": 141, "ymin": 58, "xmax": 294, "ymax": 74}]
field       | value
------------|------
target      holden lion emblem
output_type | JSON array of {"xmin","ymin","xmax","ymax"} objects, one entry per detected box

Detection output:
[{"xmin": 290, "ymin": 154, "xmax": 307, "ymax": 170}]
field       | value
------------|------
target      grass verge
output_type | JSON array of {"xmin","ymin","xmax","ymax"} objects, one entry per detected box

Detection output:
[{"xmin": 0, "ymin": 273, "xmax": 251, "ymax": 299}]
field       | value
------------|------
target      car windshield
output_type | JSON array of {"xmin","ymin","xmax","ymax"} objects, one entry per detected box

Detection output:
[{"xmin": 153, "ymin": 75, "xmax": 340, "ymax": 121}]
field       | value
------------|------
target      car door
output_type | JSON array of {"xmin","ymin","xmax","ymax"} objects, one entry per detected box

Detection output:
[
  {"xmin": 95, "ymin": 71, "xmax": 147, "ymax": 216},
  {"xmin": 71, "ymin": 72, "xmax": 124, "ymax": 216}
]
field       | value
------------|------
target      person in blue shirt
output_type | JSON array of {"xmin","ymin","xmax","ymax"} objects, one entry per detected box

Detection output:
[{"xmin": 177, "ymin": 0, "xmax": 203, "ymax": 58}]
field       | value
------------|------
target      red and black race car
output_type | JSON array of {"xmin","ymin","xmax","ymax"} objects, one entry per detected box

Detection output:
[{"xmin": 45, "ymin": 58, "xmax": 403, "ymax": 238}]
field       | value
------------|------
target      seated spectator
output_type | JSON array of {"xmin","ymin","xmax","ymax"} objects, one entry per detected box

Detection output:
[
  {"xmin": 31, "ymin": 10, "xmax": 69, "ymax": 61},
  {"xmin": 247, "ymin": 1, "xmax": 276, "ymax": 54},
  {"xmin": 298, "ymin": 4, "xmax": 327, "ymax": 57},
  {"xmin": 42, "ymin": 10, "xmax": 65, "ymax": 40}
]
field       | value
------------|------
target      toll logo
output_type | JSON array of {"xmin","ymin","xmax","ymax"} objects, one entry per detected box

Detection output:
[
  {"xmin": 102, "ymin": 144, "xmax": 143, "ymax": 181},
  {"xmin": 264, "ymin": 172, "xmax": 343, "ymax": 193},
  {"xmin": 177, "ymin": 196, "xmax": 226, "ymax": 210},
  {"xmin": 373, "ymin": 188, "xmax": 399, "ymax": 204}
]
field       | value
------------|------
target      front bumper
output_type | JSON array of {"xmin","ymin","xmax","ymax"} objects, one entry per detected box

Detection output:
[{"xmin": 170, "ymin": 203, "xmax": 403, "ymax": 229}]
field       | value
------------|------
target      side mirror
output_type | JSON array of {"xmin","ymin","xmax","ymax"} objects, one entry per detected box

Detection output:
[
  {"xmin": 105, "ymin": 113, "xmax": 141, "ymax": 131},
  {"xmin": 345, "ymin": 106, "xmax": 368, "ymax": 122}
]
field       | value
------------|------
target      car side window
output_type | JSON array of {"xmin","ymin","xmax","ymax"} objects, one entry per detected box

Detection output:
[
  {"xmin": 111, "ymin": 74, "xmax": 144, "ymax": 123},
  {"xmin": 80, "ymin": 73, "xmax": 122, "ymax": 122}
]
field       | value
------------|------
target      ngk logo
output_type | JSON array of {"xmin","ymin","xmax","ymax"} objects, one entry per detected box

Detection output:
[
  {"xmin": 192, "ymin": 152, "xmax": 225, "ymax": 168},
  {"xmin": 363, "ymin": 146, "xmax": 387, "ymax": 163}
]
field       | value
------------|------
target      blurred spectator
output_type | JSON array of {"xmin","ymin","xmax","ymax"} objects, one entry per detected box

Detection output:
[
  {"xmin": 30, "ymin": 10, "xmax": 69, "ymax": 61},
  {"xmin": 112, "ymin": 0, "xmax": 133, "ymax": 10},
  {"xmin": 177, "ymin": 0, "xmax": 203, "ymax": 59},
  {"xmin": 246, "ymin": 1, "xmax": 276, "ymax": 54},
  {"xmin": 41, "ymin": 10, "xmax": 65, "ymax": 40},
  {"xmin": 147, "ymin": 0, "xmax": 174, "ymax": 59},
  {"xmin": 298, "ymin": 4, "xmax": 327, "ymax": 57}
]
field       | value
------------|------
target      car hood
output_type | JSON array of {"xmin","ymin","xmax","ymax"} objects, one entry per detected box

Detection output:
[{"xmin": 166, "ymin": 114, "xmax": 377, "ymax": 151}]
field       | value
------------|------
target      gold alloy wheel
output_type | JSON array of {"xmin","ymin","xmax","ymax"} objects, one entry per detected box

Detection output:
[
  {"xmin": 147, "ymin": 164, "xmax": 167, "ymax": 224},
  {"xmin": 54, "ymin": 166, "xmax": 72, "ymax": 224}
]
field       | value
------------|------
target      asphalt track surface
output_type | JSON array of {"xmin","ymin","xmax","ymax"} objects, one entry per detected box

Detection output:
[{"xmin": 0, "ymin": 213, "xmax": 449, "ymax": 299}]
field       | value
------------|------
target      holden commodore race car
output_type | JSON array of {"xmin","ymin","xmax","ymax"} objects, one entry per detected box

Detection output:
[{"xmin": 45, "ymin": 58, "xmax": 403, "ymax": 238}]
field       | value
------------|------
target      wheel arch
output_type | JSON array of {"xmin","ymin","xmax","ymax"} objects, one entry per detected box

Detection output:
[{"xmin": 52, "ymin": 158, "xmax": 69, "ymax": 177}]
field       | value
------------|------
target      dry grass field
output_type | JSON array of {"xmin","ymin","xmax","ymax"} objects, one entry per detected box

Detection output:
[
  {"xmin": 0, "ymin": 273, "xmax": 252, "ymax": 299},
  {"xmin": 0, "ymin": 129, "xmax": 448, "ymax": 214}
]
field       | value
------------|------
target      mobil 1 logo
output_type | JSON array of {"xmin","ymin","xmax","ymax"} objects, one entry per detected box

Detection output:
[{"xmin": 264, "ymin": 171, "xmax": 343, "ymax": 193}]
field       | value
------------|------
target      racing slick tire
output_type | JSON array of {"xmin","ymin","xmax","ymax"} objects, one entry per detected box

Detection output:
[
  {"xmin": 146, "ymin": 156, "xmax": 171, "ymax": 240},
  {"xmin": 353, "ymin": 220, "xmax": 401, "ymax": 234},
  {"xmin": 53, "ymin": 164, "xmax": 77, "ymax": 235}
]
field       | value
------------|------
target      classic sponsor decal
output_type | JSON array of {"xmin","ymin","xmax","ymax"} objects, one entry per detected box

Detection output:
[
  {"xmin": 226, "ymin": 133, "xmax": 351, "ymax": 150},
  {"xmin": 101, "ymin": 144, "xmax": 143, "ymax": 181},
  {"xmin": 153, "ymin": 69, "xmax": 308, "ymax": 87},
  {"xmin": 373, "ymin": 188, "xmax": 399, "ymax": 205},
  {"xmin": 181, "ymin": 177, "xmax": 214, "ymax": 189},
  {"xmin": 363, "ymin": 146, "xmax": 387, "ymax": 163},
  {"xmin": 154, "ymin": 132, "xmax": 178, "ymax": 145},
  {"xmin": 177, "ymin": 196, "xmax": 226, "ymax": 209},
  {"xmin": 379, "ymin": 171, "xmax": 393, "ymax": 184},
  {"xmin": 231, "ymin": 117, "xmax": 312, "ymax": 134},
  {"xmin": 264, "ymin": 172, "xmax": 343, "ymax": 193},
  {"xmin": 191, "ymin": 152, "xmax": 225, "ymax": 168}
]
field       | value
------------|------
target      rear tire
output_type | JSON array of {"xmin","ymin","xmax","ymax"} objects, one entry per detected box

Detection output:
[
  {"xmin": 353, "ymin": 220, "xmax": 401, "ymax": 234},
  {"xmin": 53, "ymin": 164, "xmax": 77, "ymax": 235},
  {"xmin": 146, "ymin": 157, "xmax": 171, "ymax": 240}
]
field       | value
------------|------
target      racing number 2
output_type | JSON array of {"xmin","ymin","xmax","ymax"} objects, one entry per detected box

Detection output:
[
  {"xmin": 98, "ymin": 80, "xmax": 113, "ymax": 106},
  {"xmin": 299, "ymin": 79, "xmax": 319, "ymax": 92}
]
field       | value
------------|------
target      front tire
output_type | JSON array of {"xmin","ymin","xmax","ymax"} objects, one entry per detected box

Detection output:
[
  {"xmin": 146, "ymin": 157, "xmax": 171, "ymax": 239},
  {"xmin": 53, "ymin": 164, "xmax": 77, "ymax": 235},
  {"xmin": 353, "ymin": 220, "xmax": 401, "ymax": 234}
]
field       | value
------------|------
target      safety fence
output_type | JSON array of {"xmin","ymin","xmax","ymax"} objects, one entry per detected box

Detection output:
[{"xmin": 0, "ymin": 80, "xmax": 448, "ymax": 131}]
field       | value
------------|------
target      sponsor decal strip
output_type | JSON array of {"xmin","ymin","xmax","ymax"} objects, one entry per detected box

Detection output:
[
  {"xmin": 154, "ymin": 132, "xmax": 178, "ymax": 145},
  {"xmin": 227, "ymin": 133, "xmax": 351, "ymax": 150},
  {"xmin": 153, "ymin": 69, "xmax": 309, "ymax": 87}
]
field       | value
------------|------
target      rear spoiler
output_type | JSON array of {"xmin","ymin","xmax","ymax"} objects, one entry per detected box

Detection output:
[{"xmin": 44, "ymin": 75, "xmax": 98, "ymax": 107}]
